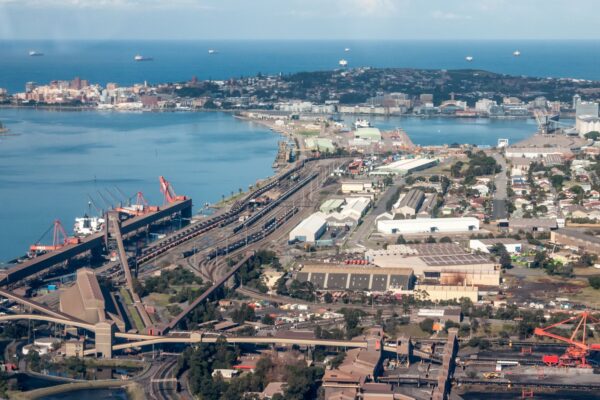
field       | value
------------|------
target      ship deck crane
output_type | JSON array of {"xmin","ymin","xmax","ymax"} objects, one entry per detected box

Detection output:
[
  {"xmin": 115, "ymin": 191, "xmax": 159, "ymax": 216},
  {"xmin": 534, "ymin": 311, "xmax": 600, "ymax": 368},
  {"xmin": 159, "ymin": 176, "xmax": 187, "ymax": 204},
  {"xmin": 29, "ymin": 220, "xmax": 79, "ymax": 257}
]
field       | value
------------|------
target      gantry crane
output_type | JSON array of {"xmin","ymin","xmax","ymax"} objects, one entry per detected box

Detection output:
[
  {"xmin": 115, "ymin": 191, "xmax": 158, "ymax": 216},
  {"xmin": 28, "ymin": 220, "xmax": 80, "ymax": 257},
  {"xmin": 534, "ymin": 311, "xmax": 600, "ymax": 368},
  {"xmin": 159, "ymin": 176, "xmax": 187, "ymax": 204}
]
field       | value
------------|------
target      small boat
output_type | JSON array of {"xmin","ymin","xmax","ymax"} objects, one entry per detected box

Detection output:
[
  {"xmin": 339, "ymin": 59, "xmax": 348, "ymax": 67},
  {"xmin": 513, "ymin": 50, "xmax": 521, "ymax": 57},
  {"xmin": 134, "ymin": 54, "xmax": 153, "ymax": 62},
  {"xmin": 29, "ymin": 50, "xmax": 44, "ymax": 57},
  {"xmin": 208, "ymin": 49, "xmax": 218, "ymax": 54},
  {"xmin": 465, "ymin": 56, "xmax": 473, "ymax": 62},
  {"xmin": 344, "ymin": 47, "xmax": 351, "ymax": 52}
]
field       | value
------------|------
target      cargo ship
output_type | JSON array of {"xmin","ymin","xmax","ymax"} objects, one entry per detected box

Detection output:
[{"xmin": 73, "ymin": 215, "xmax": 105, "ymax": 237}]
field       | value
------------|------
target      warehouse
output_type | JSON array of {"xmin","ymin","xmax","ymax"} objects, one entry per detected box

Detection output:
[
  {"xmin": 288, "ymin": 212, "xmax": 328, "ymax": 243},
  {"xmin": 341, "ymin": 181, "xmax": 374, "ymax": 194},
  {"xmin": 295, "ymin": 264, "xmax": 414, "ymax": 292},
  {"xmin": 393, "ymin": 188, "xmax": 425, "ymax": 216},
  {"xmin": 550, "ymin": 228, "xmax": 600, "ymax": 254},
  {"xmin": 354, "ymin": 127, "xmax": 382, "ymax": 141},
  {"xmin": 320, "ymin": 199, "xmax": 345, "ymax": 213},
  {"xmin": 414, "ymin": 284, "xmax": 479, "ymax": 302},
  {"xmin": 508, "ymin": 217, "xmax": 560, "ymax": 232},
  {"xmin": 377, "ymin": 217, "xmax": 479, "ymax": 235},
  {"xmin": 366, "ymin": 244, "xmax": 500, "ymax": 286},
  {"xmin": 373, "ymin": 157, "xmax": 438, "ymax": 176},
  {"xmin": 469, "ymin": 238, "xmax": 524, "ymax": 254}
]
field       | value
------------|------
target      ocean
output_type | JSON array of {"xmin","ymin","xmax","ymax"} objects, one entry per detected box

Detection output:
[{"xmin": 1, "ymin": 40, "xmax": 600, "ymax": 93}]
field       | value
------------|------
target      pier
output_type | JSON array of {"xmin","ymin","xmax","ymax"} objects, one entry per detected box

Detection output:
[{"xmin": 0, "ymin": 199, "xmax": 192, "ymax": 286}]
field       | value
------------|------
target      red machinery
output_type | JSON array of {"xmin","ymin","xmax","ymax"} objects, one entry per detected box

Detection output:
[
  {"xmin": 159, "ymin": 176, "xmax": 187, "ymax": 204},
  {"xmin": 534, "ymin": 311, "xmax": 600, "ymax": 368},
  {"xmin": 29, "ymin": 220, "xmax": 80, "ymax": 256},
  {"xmin": 115, "ymin": 191, "xmax": 159, "ymax": 216}
]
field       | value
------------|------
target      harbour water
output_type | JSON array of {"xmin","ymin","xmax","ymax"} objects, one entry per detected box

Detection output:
[
  {"xmin": 343, "ymin": 115, "xmax": 539, "ymax": 147},
  {"xmin": 1, "ymin": 40, "xmax": 600, "ymax": 93},
  {"xmin": 0, "ymin": 109, "xmax": 280, "ymax": 263}
]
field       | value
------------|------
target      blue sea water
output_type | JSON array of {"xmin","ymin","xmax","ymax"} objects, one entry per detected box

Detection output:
[
  {"xmin": 1, "ymin": 40, "xmax": 600, "ymax": 93},
  {"xmin": 0, "ymin": 109, "xmax": 279, "ymax": 262}
]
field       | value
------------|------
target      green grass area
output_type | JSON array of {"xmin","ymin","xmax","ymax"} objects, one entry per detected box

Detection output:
[
  {"xmin": 120, "ymin": 288, "xmax": 133, "ymax": 305},
  {"xmin": 394, "ymin": 324, "xmax": 429, "ymax": 339},
  {"xmin": 127, "ymin": 305, "xmax": 145, "ymax": 332},
  {"xmin": 568, "ymin": 286, "xmax": 600, "ymax": 308},
  {"xmin": 298, "ymin": 130, "xmax": 319, "ymax": 137},
  {"xmin": 147, "ymin": 292, "xmax": 171, "ymax": 307}
]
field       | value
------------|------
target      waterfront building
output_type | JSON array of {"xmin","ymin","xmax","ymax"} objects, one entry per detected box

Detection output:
[{"xmin": 576, "ymin": 101, "xmax": 599, "ymax": 118}]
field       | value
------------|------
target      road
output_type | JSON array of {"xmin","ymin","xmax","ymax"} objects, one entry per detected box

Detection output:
[
  {"xmin": 346, "ymin": 177, "xmax": 405, "ymax": 248},
  {"xmin": 492, "ymin": 153, "xmax": 509, "ymax": 220}
]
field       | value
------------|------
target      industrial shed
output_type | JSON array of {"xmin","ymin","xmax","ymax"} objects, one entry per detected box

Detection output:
[
  {"xmin": 377, "ymin": 217, "xmax": 480, "ymax": 235},
  {"xmin": 289, "ymin": 212, "xmax": 328, "ymax": 243},
  {"xmin": 295, "ymin": 264, "xmax": 414, "ymax": 292}
]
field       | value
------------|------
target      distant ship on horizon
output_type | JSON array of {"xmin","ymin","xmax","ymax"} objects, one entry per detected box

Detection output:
[
  {"xmin": 513, "ymin": 50, "xmax": 521, "ymax": 57},
  {"xmin": 208, "ymin": 49, "xmax": 218, "ymax": 54},
  {"xmin": 134, "ymin": 54, "xmax": 153, "ymax": 62},
  {"xmin": 344, "ymin": 47, "xmax": 350, "ymax": 52},
  {"xmin": 465, "ymin": 56, "xmax": 474, "ymax": 62},
  {"xmin": 339, "ymin": 59, "xmax": 348, "ymax": 67},
  {"xmin": 29, "ymin": 50, "xmax": 44, "ymax": 57}
]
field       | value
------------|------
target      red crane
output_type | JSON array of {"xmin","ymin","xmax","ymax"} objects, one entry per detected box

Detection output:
[
  {"xmin": 29, "ymin": 220, "xmax": 79, "ymax": 257},
  {"xmin": 115, "ymin": 191, "xmax": 159, "ymax": 216},
  {"xmin": 159, "ymin": 176, "xmax": 187, "ymax": 204},
  {"xmin": 534, "ymin": 311, "xmax": 600, "ymax": 368}
]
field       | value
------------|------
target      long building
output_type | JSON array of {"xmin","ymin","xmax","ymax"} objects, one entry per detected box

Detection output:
[
  {"xmin": 550, "ymin": 228, "xmax": 600, "ymax": 254},
  {"xmin": 377, "ymin": 217, "xmax": 479, "ymax": 235},
  {"xmin": 366, "ymin": 243, "xmax": 500, "ymax": 286},
  {"xmin": 295, "ymin": 264, "xmax": 413, "ymax": 291}
]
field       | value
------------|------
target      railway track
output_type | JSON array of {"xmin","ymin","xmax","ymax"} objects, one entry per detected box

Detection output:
[{"xmin": 136, "ymin": 161, "xmax": 319, "ymax": 266}]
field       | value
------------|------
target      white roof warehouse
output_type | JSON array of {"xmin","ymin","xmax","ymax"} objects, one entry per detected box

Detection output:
[{"xmin": 377, "ymin": 217, "xmax": 480, "ymax": 235}]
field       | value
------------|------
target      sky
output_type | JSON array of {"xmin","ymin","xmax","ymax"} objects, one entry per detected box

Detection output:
[{"xmin": 0, "ymin": 0, "xmax": 599, "ymax": 40}]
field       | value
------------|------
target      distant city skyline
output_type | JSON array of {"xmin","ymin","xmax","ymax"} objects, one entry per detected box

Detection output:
[{"xmin": 1, "ymin": 0, "xmax": 600, "ymax": 40}]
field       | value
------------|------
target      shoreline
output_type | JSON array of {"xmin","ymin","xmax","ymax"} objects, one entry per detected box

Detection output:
[{"xmin": 0, "ymin": 104, "xmax": 542, "ymax": 120}]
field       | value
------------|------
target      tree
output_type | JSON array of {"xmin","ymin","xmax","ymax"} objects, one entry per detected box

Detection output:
[
  {"xmin": 585, "ymin": 131, "xmax": 600, "ymax": 141},
  {"xmin": 577, "ymin": 253, "xmax": 597, "ymax": 268},
  {"xmin": 589, "ymin": 276, "xmax": 600, "ymax": 290},
  {"xmin": 419, "ymin": 318, "xmax": 435, "ymax": 334},
  {"xmin": 323, "ymin": 292, "xmax": 333, "ymax": 303},
  {"xmin": 261, "ymin": 314, "xmax": 275, "ymax": 325},
  {"xmin": 396, "ymin": 235, "xmax": 407, "ymax": 244}
]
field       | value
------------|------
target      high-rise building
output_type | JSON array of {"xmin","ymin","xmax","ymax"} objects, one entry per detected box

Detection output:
[{"xmin": 573, "ymin": 94, "xmax": 582, "ymax": 110}]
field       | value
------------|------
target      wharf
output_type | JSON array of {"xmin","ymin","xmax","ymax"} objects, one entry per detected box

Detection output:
[{"xmin": 0, "ymin": 199, "xmax": 192, "ymax": 285}]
